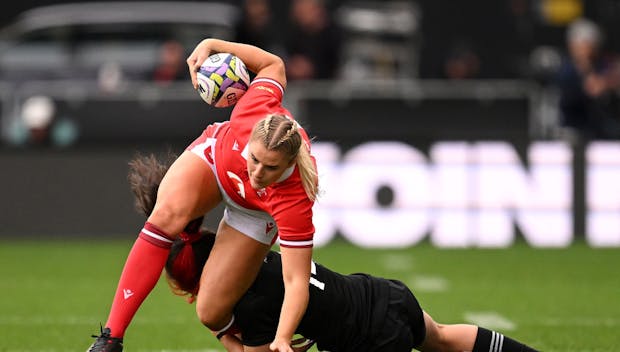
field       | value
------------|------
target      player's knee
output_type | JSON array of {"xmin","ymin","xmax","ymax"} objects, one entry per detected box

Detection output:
[
  {"xmin": 148, "ymin": 202, "xmax": 193, "ymax": 235},
  {"xmin": 195, "ymin": 299, "xmax": 228, "ymax": 330},
  {"xmin": 432, "ymin": 323, "xmax": 452, "ymax": 350},
  {"xmin": 421, "ymin": 328, "xmax": 447, "ymax": 351}
]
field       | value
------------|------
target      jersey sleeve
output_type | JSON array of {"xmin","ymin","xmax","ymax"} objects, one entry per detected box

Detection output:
[
  {"xmin": 272, "ymin": 183, "xmax": 315, "ymax": 248},
  {"xmin": 229, "ymin": 78, "xmax": 285, "ymax": 142}
]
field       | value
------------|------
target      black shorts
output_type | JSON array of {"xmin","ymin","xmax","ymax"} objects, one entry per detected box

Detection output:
[{"xmin": 370, "ymin": 279, "xmax": 426, "ymax": 352}]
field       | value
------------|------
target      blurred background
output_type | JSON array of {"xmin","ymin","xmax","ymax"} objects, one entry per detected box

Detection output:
[
  {"xmin": 1, "ymin": 0, "xmax": 620, "ymax": 248},
  {"xmin": 1, "ymin": 1, "xmax": 620, "ymax": 351}
]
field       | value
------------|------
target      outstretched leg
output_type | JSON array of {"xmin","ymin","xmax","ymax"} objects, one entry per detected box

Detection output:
[
  {"xmin": 103, "ymin": 151, "xmax": 221, "ymax": 338},
  {"xmin": 418, "ymin": 311, "xmax": 538, "ymax": 352}
]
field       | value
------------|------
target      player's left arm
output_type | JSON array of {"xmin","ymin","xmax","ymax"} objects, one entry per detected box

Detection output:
[
  {"xmin": 244, "ymin": 338, "xmax": 314, "ymax": 352},
  {"xmin": 270, "ymin": 246, "xmax": 312, "ymax": 352},
  {"xmin": 220, "ymin": 334, "xmax": 244, "ymax": 352},
  {"xmin": 187, "ymin": 38, "xmax": 286, "ymax": 90}
]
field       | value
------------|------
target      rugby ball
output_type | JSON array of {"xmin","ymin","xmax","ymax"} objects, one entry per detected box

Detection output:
[{"xmin": 196, "ymin": 53, "xmax": 250, "ymax": 108}]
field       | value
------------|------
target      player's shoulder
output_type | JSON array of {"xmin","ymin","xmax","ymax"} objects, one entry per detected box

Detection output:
[
  {"xmin": 249, "ymin": 251, "xmax": 285, "ymax": 294},
  {"xmin": 231, "ymin": 77, "xmax": 285, "ymax": 118},
  {"xmin": 205, "ymin": 121, "xmax": 230, "ymax": 135},
  {"xmin": 258, "ymin": 251, "xmax": 284, "ymax": 278}
]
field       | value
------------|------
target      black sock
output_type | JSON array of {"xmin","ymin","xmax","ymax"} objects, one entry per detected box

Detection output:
[{"xmin": 473, "ymin": 327, "xmax": 539, "ymax": 352}]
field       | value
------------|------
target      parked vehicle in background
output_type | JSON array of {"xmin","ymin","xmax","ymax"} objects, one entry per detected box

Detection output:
[
  {"xmin": 0, "ymin": 2, "xmax": 240, "ymax": 147},
  {"xmin": 0, "ymin": 1, "xmax": 240, "ymax": 82}
]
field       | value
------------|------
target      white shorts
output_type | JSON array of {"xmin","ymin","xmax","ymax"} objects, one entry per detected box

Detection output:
[{"xmin": 189, "ymin": 131, "xmax": 278, "ymax": 245}]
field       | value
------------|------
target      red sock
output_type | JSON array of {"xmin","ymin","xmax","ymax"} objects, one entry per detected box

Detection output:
[{"xmin": 105, "ymin": 222, "xmax": 173, "ymax": 337}]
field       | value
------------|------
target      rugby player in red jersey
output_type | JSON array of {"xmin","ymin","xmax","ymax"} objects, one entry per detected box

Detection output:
[
  {"xmin": 128, "ymin": 154, "xmax": 540, "ymax": 352},
  {"xmin": 87, "ymin": 38, "xmax": 318, "ymax": 352}
]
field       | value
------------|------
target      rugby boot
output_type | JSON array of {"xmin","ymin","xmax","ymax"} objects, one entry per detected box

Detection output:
[{"xmin": 86, "ymin": 326, "xmax": 123, "ymax": 352}]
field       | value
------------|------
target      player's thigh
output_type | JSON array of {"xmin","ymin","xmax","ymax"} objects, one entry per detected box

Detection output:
[
  {"xmin": 195, "ymin": 220, "xmax": 270, "ymax": 322},
  {"xmin": 150, "ymin": 151, "xmax": 222, "ymax": 229},
  {"xmin": 373, "ymin": 280, "xmax": 425, "ymax": 352}
]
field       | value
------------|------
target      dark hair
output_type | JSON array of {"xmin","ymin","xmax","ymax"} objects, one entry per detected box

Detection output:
[
  {"xmin": 127, "ymin": 152, "xmax": 214, "ymax": 298},
  {"xmin": 128, "ymin": 152, "xmax": 176, "ymax": 217}
]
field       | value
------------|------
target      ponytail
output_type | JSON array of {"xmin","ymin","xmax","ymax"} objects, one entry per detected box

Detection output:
[
  {"xmin": 165, "ymin": 233, "xmax": 200, "ymax": 297},
  {"xmin": 164, "ymin": 227, "xmax": 216, "ymax": 298},
  {"xmin": 296, "ymin": 140, "xmax": 318, "ymax": 201}
]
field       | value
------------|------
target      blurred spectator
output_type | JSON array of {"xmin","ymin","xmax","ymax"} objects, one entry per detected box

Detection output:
[
  {"xmin": 98, "ymin": 61, "xmax": 125, "ymax": 93},
  {"xmin": 555, "ymin": 18, "xmax": 620, "ymax": 142},
  {"xmin": 8, "ymin": 95, "xmax": 78, "ymax": 148},
  {"xmin": 150, "ymin": 39, "xmax": 187, "ymax": 85},
  {"xmin": 443, "ymin": 39, "xmax": 481, "ymax": 80},
  {"xmin": 284, "ymin": 0, "xmax": 342, "ymax": 80},
  {"xmin": 20, "ymin": 95, "xmax": 56, "ymax": 146},
  {"xmin": 235, "ymin": 0, "xmax": 282, "ymax": 55}
]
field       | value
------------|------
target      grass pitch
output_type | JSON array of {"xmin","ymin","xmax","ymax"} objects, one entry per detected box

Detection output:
[{"xmin": 1, "ymin": 238, "xmax": 618, "ymax": 351}]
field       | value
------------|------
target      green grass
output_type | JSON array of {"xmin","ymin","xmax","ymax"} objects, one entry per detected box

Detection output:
[{"xmin": 1, "ymin": 238, "xmax": 618, "ymax": 351}]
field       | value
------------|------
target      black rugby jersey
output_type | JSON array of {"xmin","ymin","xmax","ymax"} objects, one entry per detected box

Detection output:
[{"xmin": 234, "ymin": 251, "xmax": 391, "ymax": 352}]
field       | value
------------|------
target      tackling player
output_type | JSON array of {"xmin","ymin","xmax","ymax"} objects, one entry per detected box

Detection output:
[
  {"xmin": 168, "ymin": 231, "xmax": 540, "ymax": 352},
  {"xmin": 87, "ymin": 38, "xmax": 318, "ymax": 352},
  {"xmin": 125, "ymin": 154, "xmax": 540, "ymax": 352}
]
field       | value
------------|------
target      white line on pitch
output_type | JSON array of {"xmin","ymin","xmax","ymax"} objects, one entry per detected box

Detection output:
[
  {"xmin": 0, "ymin": 315, "xmax": 193, "ymax": 325},
  {"xmin": 538, "ymin": 317, "xmax": 620, "ymax": 327},
  {"xmin": 464, "ymin": 311, "xmax": 516, "ymax": 331},
  {"xmin": 380, "ymin": 253, "xmax": 415, "ymax": 272},
  {"xmin": 409, "ymin": 275, "xmax": 450, "ymax": 292}
]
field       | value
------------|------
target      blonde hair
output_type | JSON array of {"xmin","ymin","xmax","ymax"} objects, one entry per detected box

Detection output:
[{"xmin": 251, "ymin": 114, "xmax": 318, "ymax": 201}]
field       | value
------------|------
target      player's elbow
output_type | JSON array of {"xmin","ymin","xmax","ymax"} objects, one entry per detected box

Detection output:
[
  {"xmin": 257, "ymin": 54, "xmax": 287, "ymax": 89},
  {"xmin": 270, "ymin": 55, "xmax": 285, "ymax": 74}
]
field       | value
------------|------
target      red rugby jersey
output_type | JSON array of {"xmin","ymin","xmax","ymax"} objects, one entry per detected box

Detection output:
[{"xmin": 213, "ymin": 78, "xmax": 315, "ymax": 248}]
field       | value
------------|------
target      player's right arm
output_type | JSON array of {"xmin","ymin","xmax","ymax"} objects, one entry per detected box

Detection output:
[{"xmin": 187, "ymin": 38, "xmax": 286, "ymax": 89}]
